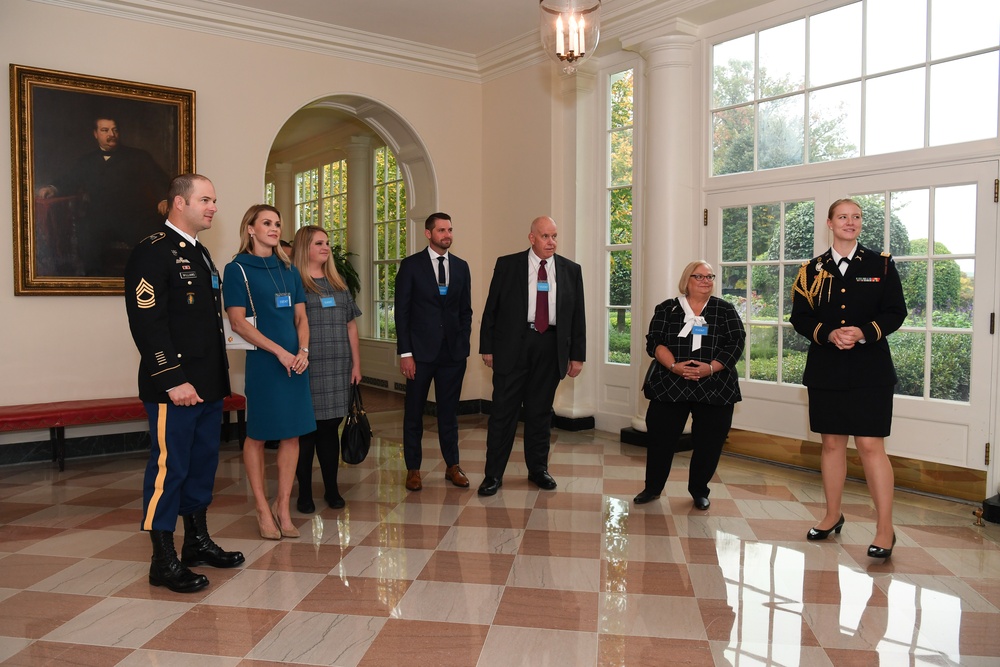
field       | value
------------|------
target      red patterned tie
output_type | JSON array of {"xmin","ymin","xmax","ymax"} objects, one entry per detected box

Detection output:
[{"xmin": 534, "ymin": 260, "xmax": 549, "ymax": 333}]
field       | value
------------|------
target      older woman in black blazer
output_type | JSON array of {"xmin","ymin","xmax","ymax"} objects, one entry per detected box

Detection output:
[
  {"xmin": 790, "ymin": 198, "xmax": 906, "ymax": 558},
  {"xmin": 635, "ymin": 260, "xmax": 745, "ymax": 510}
]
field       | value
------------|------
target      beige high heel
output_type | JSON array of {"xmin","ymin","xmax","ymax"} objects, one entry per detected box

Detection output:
[
  {"xmin": 257, "ymin": 508, "xmax": 281, "ymax": 540},
  {"xmin": 272, "ymin": 501, "xmax": 299, "ymax": 538}
]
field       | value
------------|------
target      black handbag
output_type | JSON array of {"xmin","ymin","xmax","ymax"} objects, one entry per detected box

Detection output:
[{"xmin": 341, "ymin": 382, "xmax": 372, "ymax": 464}]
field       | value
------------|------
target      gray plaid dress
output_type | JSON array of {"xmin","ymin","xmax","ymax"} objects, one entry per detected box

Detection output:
[{"xmin": 305, "ymin": 278, "xmax": 362, "ymax": 420}]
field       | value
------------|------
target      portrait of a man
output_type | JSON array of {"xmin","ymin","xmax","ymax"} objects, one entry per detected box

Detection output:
[
  {"xmin": 11, "ymin": 64, "xmax": 194, "ymax": 295},
  {"xmin": 32, "ymin": 93, "xmax": 175, "ymax": 278}
]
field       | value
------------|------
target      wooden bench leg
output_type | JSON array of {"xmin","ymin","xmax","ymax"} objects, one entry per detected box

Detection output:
[
  {"xmin": 51, "ymin": 426, "xmax": 66, "ymax": 472},
  {"xmin": 237, "ymin": 409, "xmax": 246, "ymax": 450}
]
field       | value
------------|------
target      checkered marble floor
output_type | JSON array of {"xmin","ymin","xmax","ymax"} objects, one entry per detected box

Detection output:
[{"xmin": 2, "ymin": 409, "xmax": 1000, "ymax": 666}]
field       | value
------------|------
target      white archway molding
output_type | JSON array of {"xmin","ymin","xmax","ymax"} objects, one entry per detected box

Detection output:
[{"xmin": 305, "ymin": 94, "xmax": 438, "ymax": 222}]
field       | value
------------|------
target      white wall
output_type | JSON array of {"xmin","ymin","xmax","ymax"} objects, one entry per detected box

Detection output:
[{"xmin": 1, "ymin": 0, "xmax": 509, "ymax": 416}]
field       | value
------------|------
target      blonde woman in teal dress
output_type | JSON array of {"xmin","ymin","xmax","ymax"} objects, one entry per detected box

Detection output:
[{"xmin": 224, "ymin": 205, "xmax": 315, "ymax": 540}]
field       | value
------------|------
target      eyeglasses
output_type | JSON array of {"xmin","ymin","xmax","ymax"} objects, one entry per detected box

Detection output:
[{"xmin": 690, "ymin": 274, "xmax": 716, "ymax": 282}]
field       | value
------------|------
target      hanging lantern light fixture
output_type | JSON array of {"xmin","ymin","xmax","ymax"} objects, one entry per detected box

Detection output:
[{"xmin": 539, "ymin": 0, "xmax": 601, "ymax": 74}]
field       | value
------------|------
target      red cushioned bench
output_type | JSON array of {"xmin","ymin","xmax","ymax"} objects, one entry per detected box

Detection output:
[{"xmin": 0, "ymin": 394, "xmax": 246, "ymax": 471}]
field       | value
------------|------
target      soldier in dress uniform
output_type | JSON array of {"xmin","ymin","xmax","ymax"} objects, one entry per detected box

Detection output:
[
  {"xmin": 124, "ymin": 174, "xmax": 244, "ymax": 593},
  {"xmin": 790, "ymin": 197, "xmax": 907, "ymax": 559}
]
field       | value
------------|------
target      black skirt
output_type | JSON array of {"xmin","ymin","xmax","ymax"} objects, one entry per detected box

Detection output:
[{"xmin": 807, "ymin": 386, "xmax": 894, "ymax": 437}]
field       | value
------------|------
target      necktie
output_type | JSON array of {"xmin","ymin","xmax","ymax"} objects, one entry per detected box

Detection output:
[
  {"xmin": 534, "ymin": 260, "xmax": 549, "ymax": 333},
  {"xmin": 838, "ymin": 256, "xmax": 850, "ymax": 266},
  {"xmin": 838, "ymin": 256, "xmax": 850, "ymax": 274},
  {"xmin": 437, "ymin": 256, "xmax": 446, "ymax": 286}
]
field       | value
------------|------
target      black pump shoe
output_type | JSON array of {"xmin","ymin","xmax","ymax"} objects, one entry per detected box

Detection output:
[
  {"xmin": 806, "ymin": 514, "xmax": 845, "ymax": 541},
  {"xmin": 867, "ymin": 533, "xmax": 897, "ymax": 559}
]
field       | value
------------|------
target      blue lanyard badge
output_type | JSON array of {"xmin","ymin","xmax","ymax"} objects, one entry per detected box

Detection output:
[
  {"xmin": 321, "ymin": 295, "xmax": 336, "ymax": 308},
  {"xmin": 692, "ymin": 325, "xmax": 709, "ymax": 335},
  {"xmin": 438, "ymin": 285, "xmax": 448, "ymax": 296},
  {"xmin": 537, "ymin": 281, "xmax": 549, "ymax": 292},
  {"xmin": 275, "ymin": 293, "xmax": 292, "ymax": 308},
  {"xmin": 211, "ymin": 272, "xmax": 219, "ymax": 289}
]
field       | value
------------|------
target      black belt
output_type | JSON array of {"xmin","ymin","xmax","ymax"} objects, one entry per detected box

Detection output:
[{"xmin": 527, "ymin": 322, "xmax": 556, "ymax": 332}]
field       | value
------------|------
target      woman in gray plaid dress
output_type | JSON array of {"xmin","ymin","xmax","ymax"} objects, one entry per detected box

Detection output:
[{"xmin": 293, "ymin": 226, "xmax": 362, "ymax": 512}]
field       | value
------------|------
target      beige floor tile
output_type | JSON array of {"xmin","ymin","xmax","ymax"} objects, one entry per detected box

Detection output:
[{"xmin": 2, "ymin": 396, "xmax": 999, "ymax": 664}]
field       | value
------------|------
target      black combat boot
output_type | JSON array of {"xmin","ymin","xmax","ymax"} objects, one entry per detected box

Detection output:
[
  {"xmin": 180, "ymin": 509, "xmax": 245, "ymax": 568},
  {"xmin": 149, "ymin": 530, "xmax": 209, "ymax": 593}
]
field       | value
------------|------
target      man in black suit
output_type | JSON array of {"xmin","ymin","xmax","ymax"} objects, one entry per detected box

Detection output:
[
  {"xmin": 124, "ymin": 174, "xmax": 244, "ymax": 594},
  {"xmin": 39, "ymin": 116, "xmax": 170, "ymax": 276},
  {"xmin": 478, "ymin": 216, "xmax": 586, "ymax": 496},
  {"xmin": 394, "ymin": 212, "xmax": 473, "ymax": 491}
]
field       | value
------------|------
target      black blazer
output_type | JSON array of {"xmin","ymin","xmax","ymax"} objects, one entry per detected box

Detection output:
[
  {"xmin": 394, "ymin": 249, "xmax": 472, "ymax": 362},
  {"xmin": 480, "ymin": 250, "xmax": 586, "ymax": 379},
  {"xmin": 790, "ymin": 244, "xmax": 907, "ymax": 389},
  {"xmin": 124, "ymin": 226, "xmax": 231, "ymax": 403}
]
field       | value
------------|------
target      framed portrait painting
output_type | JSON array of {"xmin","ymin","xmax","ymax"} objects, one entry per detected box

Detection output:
[{"xmin": 10, "ymin": 64, "xmax": 195, "ymax": 295}]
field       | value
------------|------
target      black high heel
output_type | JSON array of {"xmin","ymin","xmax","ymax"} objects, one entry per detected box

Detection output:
[
  {"xmin": 867, "ymin": 533, "xmax": 897, "ymax": 559},
  {"xmin": 806, "ymin": 514, "xmax": 845, "ymax": 541}
]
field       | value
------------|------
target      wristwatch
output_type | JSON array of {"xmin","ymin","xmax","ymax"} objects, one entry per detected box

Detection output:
[{"xmin": 300, "ymin": 347, "xmax": 309, "ymax": 354}]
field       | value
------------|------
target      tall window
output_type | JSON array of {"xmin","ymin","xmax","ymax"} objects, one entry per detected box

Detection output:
[
  {"xmin": 607, "ymin": 68, "xmax": 634, "ymax": 364},
  {"xmin": 711, "ymin": 0, "xmax": 1000, "ymax": 175},
  {"xmin": 373, "ymin": 146, "xmax": 406, "ymax": 340},
  {"xmin": 264, "ymin": 182, "xmax": 275, "ymax": 205},
  {"xmin": 721, "ymin": 187, "xmax": 977, "ymax": 403},
  {"xmin": 294, "ymin": 160, "xmax": 348, "ymax": 248}
]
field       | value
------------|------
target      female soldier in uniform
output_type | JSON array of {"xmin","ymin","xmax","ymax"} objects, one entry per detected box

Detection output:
[{"xmin": 790, "ymin": 198, "xmax": 907, "ymax": 558}]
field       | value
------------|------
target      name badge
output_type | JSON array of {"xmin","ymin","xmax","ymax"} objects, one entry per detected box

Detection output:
[
  {"xmin": 321, "ymin": 296, "xmax": 336, "ymax": 308},
  {"xmin": 537, "ymin": 281, "xmax": 549, "ymax": 292},
  {"xmin": 179, "ymin": 271, "xmax": 197, "ymax": 279},
  {"xmin": 692, "ymin": 325, "xmax": 709, "ymax": 335},
  {"xmin": 275, "ymin": 293, "xmax": 292, "ymax": 308},
  {"xmin": 438, "ymin": 285, "xmax": 448, "ymax": 296},
  {"xmin": 211, "ymin": 273, "xmax": 220, "ymax": 289}
]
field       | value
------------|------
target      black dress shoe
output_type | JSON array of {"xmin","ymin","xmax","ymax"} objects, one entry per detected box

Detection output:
[
  {"xmin": 326, "ymin": 494, "xmax": 346, "ymax": 509},
  {"xmin": 528, "ymin": 470, "xmax": 557, "ymax": 490},
  {"xmin": 693, "ymin": 496, "xmax": 711, "ymax": 510},
  {"xmin": 807, "ymin": 514, "xmax": 845, "ymax": 541},
  {"xmin": 867, "ymin": 533, "xmax": 897, "ymax": 559},
  {"xmin": 297, "ymin": 498, "xmax": 316, "ymax": 514},
  {"xmin": 633, "ymin": 489, "xmax": 661, "ymax": 505},
  {"xmin": 478, "ymin": 477, "xmax": 503, "ymax": 496}
]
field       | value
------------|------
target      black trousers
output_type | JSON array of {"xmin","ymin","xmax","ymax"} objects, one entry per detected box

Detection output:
[
  {"xmin": 296, "ymin": 416, "xmax": 343, "ymax": 501},
  {"xmin": 643, "ymin": 400, "xmax": 734, "ymax": 498},
  {"xmin": 402, "ymin": 342, "xmax": 467, "ymax": 471},
  {"xmin": 484, "ymin": 328, "xmax": 560, "ymax": 479}
]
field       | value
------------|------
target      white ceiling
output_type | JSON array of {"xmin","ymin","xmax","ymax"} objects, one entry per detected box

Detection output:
[{"xmin": 214, "ymin": 0, "xmax": 550, "ymax": 55}]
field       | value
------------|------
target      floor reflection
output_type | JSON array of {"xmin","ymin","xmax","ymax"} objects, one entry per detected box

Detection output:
[{"xmin": 0, "ymin": 412, "xmax": 998, "ymax": 665}]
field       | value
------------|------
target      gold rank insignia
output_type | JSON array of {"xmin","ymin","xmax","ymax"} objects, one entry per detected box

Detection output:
[{"xmin": 136, "ymin": 278, "xmax": 156, "ymax": 309}]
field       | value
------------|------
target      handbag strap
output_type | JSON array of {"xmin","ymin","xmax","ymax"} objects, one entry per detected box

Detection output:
[
  {"xmin": 352, "ymin": 383, "xmax": 365, "ymax": 412},
  {"xmin": 236, "ymin": 262, "xmax": 256, "ymax": 318}
]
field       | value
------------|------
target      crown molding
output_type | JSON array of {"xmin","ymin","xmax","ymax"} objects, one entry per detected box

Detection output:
[
  {"xmin": 31, "ymin": 0, "xmax": 745, "ymax": 83},
  {"xmin": 31, "ymin": 0, "xmax": 485, "ymax": 83}
]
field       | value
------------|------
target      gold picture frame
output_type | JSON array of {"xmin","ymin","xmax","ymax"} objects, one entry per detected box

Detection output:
[{"xmin": 10, "ymin": 64, "xmax": 195, "ymax": 295}]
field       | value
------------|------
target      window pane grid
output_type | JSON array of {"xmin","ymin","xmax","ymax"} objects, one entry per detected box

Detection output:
[
  {"xmin": 606, "ymin": 68, "xmax": 634, "ymax": 365},
  {"xmin": 711, "ymin": 0, "xmax": 1000, "ymax": 175},
  {"xmin": 721, "ymin": 199, "xmax": 813, "ymax": 384},
  {"xmin": 373, "ymin": 146, "xmax": 406, "ymax": 340}
]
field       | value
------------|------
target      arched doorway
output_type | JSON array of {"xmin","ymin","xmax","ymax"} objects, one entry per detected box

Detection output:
[{"xmin": 266, "ymin": 94, "xmax": 438, "ymax": 388}]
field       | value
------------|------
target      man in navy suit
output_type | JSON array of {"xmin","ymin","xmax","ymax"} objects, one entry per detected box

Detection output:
[
  {"xmin": 478, "ymin": 216, "xmax": 586, "ymax": 496},
  {"xmin": 394, "ymin": 212, "xmax": 473, "ymax": 491}
]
